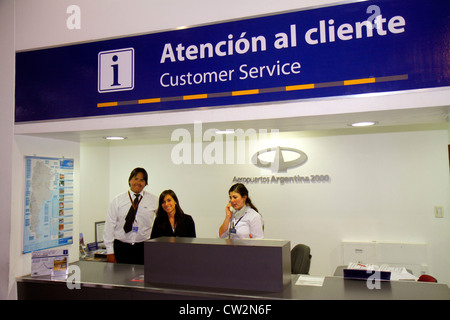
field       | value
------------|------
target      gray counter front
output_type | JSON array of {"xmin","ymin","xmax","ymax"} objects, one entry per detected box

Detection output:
[{"xmin": 144, "ymin": 237, "xmax": 291, "ymax": 292}]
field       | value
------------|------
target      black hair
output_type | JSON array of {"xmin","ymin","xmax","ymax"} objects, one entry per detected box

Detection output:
[
  {"xmin": 128, "ymin": 167, "xmax": 148, "ymax": 186},
  {"xmin": 156, "ymin": 189, "xmax": 185, "ymax": 223},
  {"xmin": 228, "ymin": 183, "xmax": 259, "ymax": 213}
]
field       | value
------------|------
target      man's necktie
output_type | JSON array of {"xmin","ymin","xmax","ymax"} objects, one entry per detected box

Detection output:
[{"xmin": 124, "ymin": 194, "xmax": 140, "ymax": 233}]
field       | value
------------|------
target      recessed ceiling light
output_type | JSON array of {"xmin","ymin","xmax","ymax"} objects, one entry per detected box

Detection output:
[
  {"xmin": 349, "ymin": 121, "xmax": 377, "ymax": 127},
  {"xmin": 104, "ymin": 136, "xmax": 127, "ymax": 140},
  {"xmin": 215, "ymin": 129, "xmax": 235, "ymax": 135}
]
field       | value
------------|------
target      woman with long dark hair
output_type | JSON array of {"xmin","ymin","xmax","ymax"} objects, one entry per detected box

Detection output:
[
  {"xmin": 218, "ymin": 183, "xmax": 264, "ymax": 239},
  {"xmin": 150, "ymin": 190, "xmax": 196, "ymax": 239}
]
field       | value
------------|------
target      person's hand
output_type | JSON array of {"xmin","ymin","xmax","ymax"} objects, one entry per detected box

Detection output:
[
  {"xmin": 219, "ymin": 202, "xmax": 234, "ymax": 238},
  {"xmin": 225, "ymin": 202, "xmax": 233, "ymax": 218},
  {"xmin": 107, "ymin": 254, "xmax": 116, "ymax": 263}
]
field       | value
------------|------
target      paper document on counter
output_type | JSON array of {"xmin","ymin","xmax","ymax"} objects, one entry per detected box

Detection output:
[
  {"xmin": 347, "ymin": 263, "xmax": 418, "ymax": 281},
  {"xmin": 295, "ymin": 275, "xmax": 325, "ymax": 286}
]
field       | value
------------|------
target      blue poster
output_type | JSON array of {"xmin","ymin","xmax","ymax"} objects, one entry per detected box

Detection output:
[
  {"xmin": 23, "ymin": 156, "xmax": 74, "ymax": 253},
  {"xmin": 15, "ymin": 0, "xmax": 450, "ymax": 122}
]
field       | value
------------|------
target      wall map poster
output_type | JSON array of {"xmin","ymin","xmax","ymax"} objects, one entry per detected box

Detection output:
[{"xmin": 23, "ymin": 156, "xmax": 74, "ymax": 253}]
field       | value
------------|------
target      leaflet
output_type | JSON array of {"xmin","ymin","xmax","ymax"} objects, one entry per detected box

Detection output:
[{"xmin": 347, "ymin": 262, "xmax": 418, "ymax": 281}]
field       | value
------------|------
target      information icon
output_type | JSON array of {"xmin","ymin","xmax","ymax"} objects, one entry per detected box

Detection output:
[{"xmin": 98, "ymin": 48, "xmax": 134, "ymax": 93}]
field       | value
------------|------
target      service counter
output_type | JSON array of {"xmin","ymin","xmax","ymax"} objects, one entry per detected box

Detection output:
[
  {"xmin": 16, "ymin": 238, "xmax": 450, "ymax": 300},
  {"xmin": 16, "ymin": 260, "xmax": 450, "ymax": 300}
]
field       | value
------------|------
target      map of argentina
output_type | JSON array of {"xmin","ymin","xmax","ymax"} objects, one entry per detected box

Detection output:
[
  {"xmin": 29, "ymin": 161, "xmax": 53, "ymax": 235},
  {"xmin": 24, "ymin": 156, "xmax": 74, "ymax": 253}
]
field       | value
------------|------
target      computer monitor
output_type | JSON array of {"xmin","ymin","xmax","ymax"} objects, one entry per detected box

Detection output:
[{"xmin": 95, "ymin": 221, "xmax": 105, "ymax": 247}]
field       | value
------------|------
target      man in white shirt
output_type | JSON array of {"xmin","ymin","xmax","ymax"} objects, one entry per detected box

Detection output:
[{"xmin": 103, "ymin": 167, "xmax": 158, "ymax": 264}]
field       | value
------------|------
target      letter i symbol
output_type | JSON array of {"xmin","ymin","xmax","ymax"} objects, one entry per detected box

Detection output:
[
  {"xmin": 111, "ymin": 55, "xmax": 120, "ymax": 86},
  {"xmin": 98, "ymin": 48, "xmax": 134, "ymax": 93}
]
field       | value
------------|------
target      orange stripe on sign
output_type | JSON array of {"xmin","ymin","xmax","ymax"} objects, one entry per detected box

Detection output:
[
  {"xmin": 344, "ymin": 78, "xmax": 375, "ymax": 85},
  {"xmin": 286, "ymin": 83, "xmax": 315, "ymax": 91},
  {"xmin": 232, "ymin": 89, "xmax": 259, "ymax": 96},
  {"xmin": 183, "ymin": 94, "xmax": 207, "ymax": 100},
  {"xmin": 97, "ymin": 102, "xmax": 118, "ymax": 108},
  {"xmin": 138, "ymin": 98, "xmax": 161, "ymax": 104}
]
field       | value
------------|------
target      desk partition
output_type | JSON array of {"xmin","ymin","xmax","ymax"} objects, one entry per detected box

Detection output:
[{"xmin": 144, "ymin": 237, "xmax": 291, "ymax": 292}]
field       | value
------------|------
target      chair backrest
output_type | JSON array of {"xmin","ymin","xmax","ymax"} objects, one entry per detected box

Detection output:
[
  {"xmin": 291, "ymin": 244, "xmax": 312, "ymax": 274},
  {"xmin": 418, "ymin": 274, "xmax": 437, "ymax": 283}
]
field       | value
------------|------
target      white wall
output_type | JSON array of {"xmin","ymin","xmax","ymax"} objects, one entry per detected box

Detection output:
[
  {"xmin": 78, "ymin": 123, "xmax": 450, "ymax": 281},
  {"xmin": 0, "ymin": 0, "xmax": 15, "ymax": 300},
  {"xmin": 15, "ymin": 0, "xmax": 344, "ymax": 51},
  {"xmin": 78, "ymin": 141, "xmax": 110, "ymax": 243}
]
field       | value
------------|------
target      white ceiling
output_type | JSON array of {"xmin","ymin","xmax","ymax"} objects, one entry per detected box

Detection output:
[{"xmin": 15, "ymin": 105, "xmax": 449, "ymax": 143}]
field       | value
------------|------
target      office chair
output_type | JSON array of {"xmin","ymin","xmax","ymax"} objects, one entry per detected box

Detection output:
[
  {"xmin": 418, "ymin": 274, "xmax": 438, "ymax": 283},
  {"xmin": 291, "ymin": 244, "xmax": 312, "ymax": 274}
]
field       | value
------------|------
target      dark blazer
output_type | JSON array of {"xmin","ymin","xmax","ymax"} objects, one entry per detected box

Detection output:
[{"xmin": 150, "ymin": 213, "xmax": 196, "ymax": 239}]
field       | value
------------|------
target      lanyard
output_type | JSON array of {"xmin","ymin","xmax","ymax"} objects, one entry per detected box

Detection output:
[
  {"xmin": 128, "ymin": 192, "xmax": 143, "ymax": 211},
  {"xmin": 233, "ymin": 214, "xmax": 246, "ymax": 228},
  {"xmin": 229, "ymin": 210, "xmax": 247, "ymax": 238}
]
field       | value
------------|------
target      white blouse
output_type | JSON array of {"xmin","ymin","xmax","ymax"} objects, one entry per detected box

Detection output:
[{"xmin": 219, "ymin": 206, "xmax": 264, "ymax": 239}]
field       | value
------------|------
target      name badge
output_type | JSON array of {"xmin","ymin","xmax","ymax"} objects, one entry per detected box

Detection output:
[
  {"xmin": 132, "ymin": 221, "xmax": 139, "ymax": 233},
  {"xmin": 230, "ymin": 227, "xmax": 236, "ymax": 234}
]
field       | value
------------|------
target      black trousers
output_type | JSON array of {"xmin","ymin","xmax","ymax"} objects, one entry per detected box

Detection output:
[{"xmin": 113, "ymin": 239, "xmax": 145, "ymax": 265}]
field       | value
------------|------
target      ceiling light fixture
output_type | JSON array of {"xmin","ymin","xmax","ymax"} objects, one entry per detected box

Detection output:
[
  {"xmin": 349, "ymin": 121, "xmax": 377, "ymax": 127},
  {"xmin": 104, "ymin": 136, "xmax": 127, "ymax": 140}
]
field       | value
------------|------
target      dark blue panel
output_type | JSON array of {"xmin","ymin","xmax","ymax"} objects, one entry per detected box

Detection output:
[{"xmin": 15, "ymin": 0, "xmax": 450, "ymax": 122}]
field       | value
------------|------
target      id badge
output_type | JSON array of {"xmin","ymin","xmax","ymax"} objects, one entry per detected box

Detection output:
[
  {"xmin": 132, "ymin": 221, "xmax": 139, "ymax": 233},
  {"xmin": 230, "ymin": 227, "xmax": 236, "ymax": 234}
]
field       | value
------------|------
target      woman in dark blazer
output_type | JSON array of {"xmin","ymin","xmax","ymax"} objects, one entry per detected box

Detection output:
[{"xmin": 150, "ymin": 189, "xmax": 196, "ymax": 239}]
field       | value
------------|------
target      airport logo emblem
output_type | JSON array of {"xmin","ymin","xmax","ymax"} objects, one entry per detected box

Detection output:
[
  {"xmin": 98, "ymin": 48, "xmax": 135, "ymax": 93},
  {"xmin": 251, "ymin": 146, "xmax": 308, "ymax": 173}
]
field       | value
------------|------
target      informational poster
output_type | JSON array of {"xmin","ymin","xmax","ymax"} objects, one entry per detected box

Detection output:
[
  {"xmin": 31, "ymin": 249, "xmax": 69, "ymax": 278},
  {"xmin": 23, "ymin": 156, "xmax": 74, "ymax": 253}
]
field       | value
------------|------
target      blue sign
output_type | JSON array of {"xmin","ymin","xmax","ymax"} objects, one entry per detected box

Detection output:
[{"xmin": 15, "ymin": 0, "xmax": 450, "ymax": 122}]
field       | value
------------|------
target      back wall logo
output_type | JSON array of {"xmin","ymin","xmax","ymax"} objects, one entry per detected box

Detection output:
[
  {"xmin": 237, "ymin": 146, "xmax": 330, "ymax": 185},
  {"xmin": 98, "ymin": 48, "xmax": 135, "ymax": 93},
  {"xmin": 251, "ymin": 146, "xmax": 308, "ymax": 173}
]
